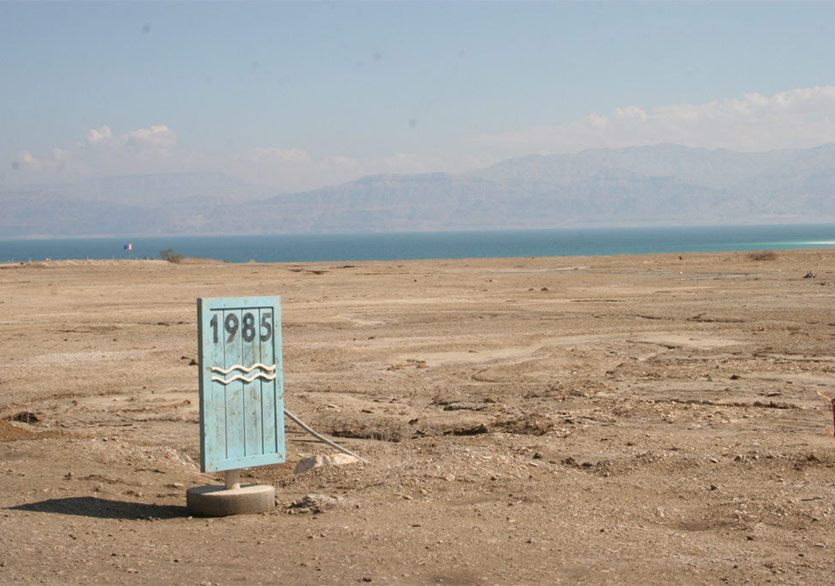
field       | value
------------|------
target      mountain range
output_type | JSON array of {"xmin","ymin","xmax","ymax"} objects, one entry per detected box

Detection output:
[{"xmin": 2, "ymin": 143, "xmax": 835, "ymax": 238}]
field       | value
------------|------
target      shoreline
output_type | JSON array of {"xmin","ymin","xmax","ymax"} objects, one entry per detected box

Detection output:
[
  {"xmin": 3, "ymin": 223, "xmax": 835, "ymax": 264},
  {"xmin": 1, "ymin": 245, "xmax": 834, "ymax": 268}
]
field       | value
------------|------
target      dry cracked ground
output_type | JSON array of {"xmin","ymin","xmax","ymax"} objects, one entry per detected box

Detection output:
[{"xmin": 2, "ymin": 249, "xmax": 835, "ymax": 584}]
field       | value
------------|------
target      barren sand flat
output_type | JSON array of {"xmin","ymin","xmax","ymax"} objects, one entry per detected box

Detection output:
[{"xmin": 2, "ymin": 250, "xmax": 835, "ymax": 584}]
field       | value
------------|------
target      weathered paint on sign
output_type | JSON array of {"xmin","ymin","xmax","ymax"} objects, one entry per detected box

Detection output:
[{"xmin": 197, "ymin": 296, "xmax": 285, "ymax": 473}]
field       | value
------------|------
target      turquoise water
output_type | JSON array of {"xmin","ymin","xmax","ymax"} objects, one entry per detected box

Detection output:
[{"xmin": 2, "ymin": 224, "xmax": 835, "ymax": 263}]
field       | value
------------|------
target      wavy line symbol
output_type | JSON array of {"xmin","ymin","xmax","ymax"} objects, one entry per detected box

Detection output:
[
  {"xmin": 210, "ymin": 363, "xmax": 277, "ymax": 385},
  {"xmin": 210, "ymin": 363, "xmax": 276, "ymax": 375}
]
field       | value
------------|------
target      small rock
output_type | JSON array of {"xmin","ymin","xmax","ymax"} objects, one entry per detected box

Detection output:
[
  {"xmin": 9, "ymin": 411, "xmax": 40, "ymax": 423},
  {"xmin": 294, "ymin": 454, "xmax": 360, "ymax": 474},
  {"xmin": 286, "ymin": 494, "xmax": 344, "ymax": 514}
]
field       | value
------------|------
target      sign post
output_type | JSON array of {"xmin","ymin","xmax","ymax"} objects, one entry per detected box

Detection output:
[{"xmin": 186, "ymin": 296, "xmax": 284, "ymax": 516}]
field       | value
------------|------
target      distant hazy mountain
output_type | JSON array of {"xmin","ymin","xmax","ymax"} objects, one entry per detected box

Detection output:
[
  {"xmin": 2, "ymin": 143, "xmax": 835, "ymax": 238},
  {"xmin": 75, "ymin": 172, "xmax": 270, "ymax": 207},
  {"xmin": 0, "ymin": 173, "xmax": 271, "ymax": 237}
]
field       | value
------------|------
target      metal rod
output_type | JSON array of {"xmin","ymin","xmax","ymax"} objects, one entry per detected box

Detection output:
[{"xmin": 284, "ymin": 408, "xmax": 369, "ymax": 463}]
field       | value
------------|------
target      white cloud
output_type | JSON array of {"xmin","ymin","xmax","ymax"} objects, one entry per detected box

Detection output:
[
  {"xmin": 8, "ymin": 86, "xmax": 835, "ymax": 192},
  {"xmin": 228, "ymin": 148, "xmax": 446, "ymax": 192},
  {"xmin": 82, "ymin": 124, "xmax": 176, "ymax": 152},
  {"xmin": 86, "ymin": 125, "xmax": 113, "ymax": 144},
  {"xmin": 124, "ymin": 125, "xmax": 177, "ymax": 151},
  {"xmin": 245, "ymin": 147, "xmax": 313, "ymax": 164},
  {"xmin": 320, "ymin": 155, "xmax": 358, "ymax": 169},
  {"xmin": 19, "ymin": 150, "xmax": 41, "ymax": 168},
  {"xmin": 16, "ymin": 148, "xmax": 69, "ymax": 173},
  {"xmin": 467, "ymin": 86, "xmax": 835, "ymax": 157},
  {"xmin": 14, "ymin": 124, "xmax": 182, "ymax": 182}
]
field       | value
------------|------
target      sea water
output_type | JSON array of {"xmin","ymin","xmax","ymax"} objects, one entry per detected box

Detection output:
[{"xmin": 2, "ymin": 224, "xmax": 835, "ymax": 263}]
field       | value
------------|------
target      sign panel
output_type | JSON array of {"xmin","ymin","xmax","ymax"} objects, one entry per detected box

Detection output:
[{"xmin": 197, "ymin": 296, "xmax": 285, "ymax": 473}]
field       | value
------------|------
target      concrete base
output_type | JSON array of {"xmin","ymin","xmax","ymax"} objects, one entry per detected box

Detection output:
[{"xmin": 186, "ymin": 484, "xmax": 275, "ymax": 517}]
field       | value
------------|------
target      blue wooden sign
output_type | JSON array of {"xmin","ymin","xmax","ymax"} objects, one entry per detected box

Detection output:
[{"xmin": 197, "ymin": 296, "xmax": 285, "ymax": 473}]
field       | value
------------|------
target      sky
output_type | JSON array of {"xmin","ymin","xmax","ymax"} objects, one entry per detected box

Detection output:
[{"xmin": 2, "ymin": 1, "xmax": 835, "ymax": 193}]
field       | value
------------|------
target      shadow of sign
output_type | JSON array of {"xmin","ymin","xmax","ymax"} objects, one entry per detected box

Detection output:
[{"xmin": 8, "ymin": 497, "xmax": 187, "ymax": 520}]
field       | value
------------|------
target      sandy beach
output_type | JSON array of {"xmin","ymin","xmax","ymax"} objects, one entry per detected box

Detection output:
[{"xmin": 2, "ymin": 249, "xmax": 835, "ymax": 584}]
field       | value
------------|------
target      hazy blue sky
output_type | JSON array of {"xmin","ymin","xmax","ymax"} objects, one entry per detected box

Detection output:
[{"xmin": 3, "ymin": 1, "xmax": 835, "ymax": 192}]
